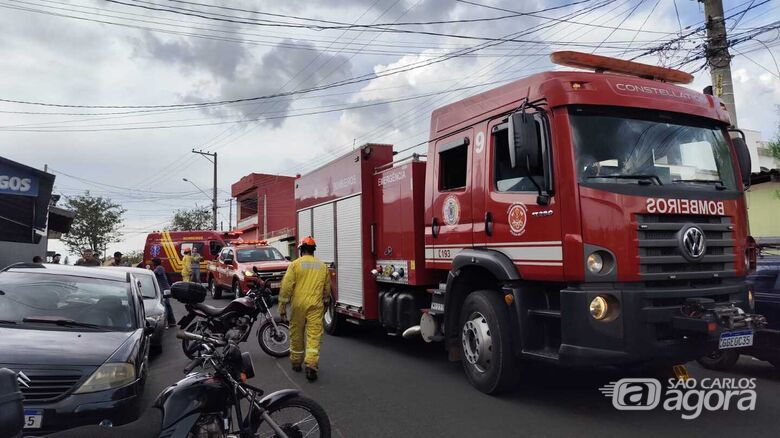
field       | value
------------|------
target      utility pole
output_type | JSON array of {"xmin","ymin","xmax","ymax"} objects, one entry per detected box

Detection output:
[
  {"xmin": 192, "ymin": 149, "xmax": 218, "ymax": 230},
  {"xmin": 701, "ymin": 0, "xmax": 738, "ymax": 127},
  {"xmin": 225, "ymin": 198, "xmax": 233, "ymax": 231}
]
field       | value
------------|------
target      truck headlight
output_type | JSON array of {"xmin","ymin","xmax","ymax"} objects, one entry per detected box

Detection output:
[
  {"xmin": 74, "ymin": 363, "xmax": 135, "ymax": 394},
  {"xmin": 244, "ymin": 270, "xmax": 255, "ymax": 277},
  {"xmin": 587, "ymin": 253, "xmax": 604, "ymax": 274},
  {"xmin": 589, "ymin": 296, "xmax": 608, "ymax": 320},
  {"xmin": 589, "ymin": 295, "xmax": 619, "ymax": 321}
]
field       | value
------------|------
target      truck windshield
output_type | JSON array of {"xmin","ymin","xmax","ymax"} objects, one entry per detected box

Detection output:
[
  {"xmin": 570, "ymin": 106, "xmax": 736, "ymax": 190},
  {"xmin": 236, "ymin": 247, "xmax": 285, "ymax": 262}
]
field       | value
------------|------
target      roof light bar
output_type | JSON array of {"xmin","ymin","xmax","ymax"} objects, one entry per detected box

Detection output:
[{"xmin": 550, "ymin": 51, "xmax": 694, "ymax": 84}]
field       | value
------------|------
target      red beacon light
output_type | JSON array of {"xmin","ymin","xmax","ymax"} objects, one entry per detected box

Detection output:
[{"xmin": 550, "ymin": 51, "xmax": 694, "ymax": 84}]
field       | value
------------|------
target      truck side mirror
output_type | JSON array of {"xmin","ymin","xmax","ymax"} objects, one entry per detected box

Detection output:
[
  {"xmin": 730, "ymin": 131, "xmax": 752, "ymax": 188},
  {"xmin": 508, "ymin": 112, "xmax": 540, "ymax": 169},
  {"xmin": 224, "ymin": 257, "xmax": 234, "ymax": 265}
]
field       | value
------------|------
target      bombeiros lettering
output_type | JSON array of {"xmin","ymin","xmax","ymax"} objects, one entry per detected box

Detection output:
[
  {"xmin": 0, "ymin": 175, "xmax": 32, "ymax": 192},
  {"xmin": 646, "ymin": 198, "xmax": 725, "ymax": 216}
]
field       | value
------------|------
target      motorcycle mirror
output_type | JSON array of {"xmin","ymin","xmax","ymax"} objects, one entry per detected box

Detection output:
[
  {"xmin": 163, "ymin": 289, "xmax": 171, "ymax": 298},
  {"xmin": 252, "ymin": 266, "xmax": 259, "ymax": 273},
  {"xmin": 0, "ymin": 368, "xmax": 24, "ymax": 437}
]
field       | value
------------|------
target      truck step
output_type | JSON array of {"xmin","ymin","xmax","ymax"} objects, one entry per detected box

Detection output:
[
  {"xmin": 522, "ymin": 348, "xmax": 560, "ymax": 362},
  {"xmin": 528, "ymin": 309, "xmax": 561, "ymax": 318}
]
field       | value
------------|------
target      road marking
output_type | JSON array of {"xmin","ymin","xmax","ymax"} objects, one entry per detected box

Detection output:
[{"xmin": 275, "ymin": 361, "xmax": 302, "ymax": 390}]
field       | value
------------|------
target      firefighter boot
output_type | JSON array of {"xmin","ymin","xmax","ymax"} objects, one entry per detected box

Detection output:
[{"xmin": 306, "ymin": 367, "xmax": 318, "ymax": 382}]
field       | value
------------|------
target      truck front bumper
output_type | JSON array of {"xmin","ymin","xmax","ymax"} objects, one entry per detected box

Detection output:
[{"xmin": 557, "ymin": 281, "xmax": 764, "ymax": 367}]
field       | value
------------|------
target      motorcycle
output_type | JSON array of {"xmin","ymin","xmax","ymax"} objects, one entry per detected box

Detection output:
[
  {"xmin": 181, "ymin": 272, "xmax": 290, "ymax": 359},
  {"xmin": 0, "ymin": 285, "xmax": 330, "ymax": 438}
]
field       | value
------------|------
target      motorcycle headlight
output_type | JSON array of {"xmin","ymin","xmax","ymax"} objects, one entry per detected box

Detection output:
[{"xmin": 74, "ymin": 363, "xmax": 135, "ymax": 394}]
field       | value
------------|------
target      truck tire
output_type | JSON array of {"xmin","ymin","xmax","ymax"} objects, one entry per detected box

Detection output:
[
  {"xmin": 459, "ymin": 290, "xmax": 519, "ymax": 394},
  {"xmin": 323, "ymin": 295, "xmax": 345, "ymax": 336},
  {"xmin": 696, "ymin": 349, "xmax": 740, "ymax": 371},
  {"xmin": 209, "ymin": 277, "xmax": 222, "ymax": 299}
]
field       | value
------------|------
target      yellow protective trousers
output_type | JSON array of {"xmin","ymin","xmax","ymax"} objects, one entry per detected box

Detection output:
[
  {"xmin": 279, "ymin": 255, "xmax": 331, "ymax": 370},
  {"xmin": 289, "ymin": 302, "xmax": 324, "ymax": 369}
]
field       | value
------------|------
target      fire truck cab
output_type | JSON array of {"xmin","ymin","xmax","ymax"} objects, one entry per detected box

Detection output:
[{"xmin": 297, "ymin": 52, "xmax": 765, "ymax": 394}]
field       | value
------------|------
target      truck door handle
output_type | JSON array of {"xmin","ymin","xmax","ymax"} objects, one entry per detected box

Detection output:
[
  {"xmin": 485, "ymin": 212, "xmax": 493, "ymax": 236},
  {"xmin": 432, "ymin": 217, "xmax": 440, "ymax": 238}
]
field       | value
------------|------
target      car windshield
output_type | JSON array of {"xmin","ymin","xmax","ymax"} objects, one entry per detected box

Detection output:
[
  {"xmin": 137, "ymin": 274, "xmax": 158, "ymax": 299},
  {"xmin": 236, "ymin": 247, "xmax": 285, "ymax": 262},
  {"xmin": 570, "ymin": 106, "xmax": 736, "ymax": 190},
  {"xmin": 0, "ymin": 272, "xmax": 135, "ymax": 331}
]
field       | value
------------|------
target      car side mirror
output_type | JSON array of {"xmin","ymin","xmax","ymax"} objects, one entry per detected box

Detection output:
[
  {"xmin": 730, "ymin": 130, "xmax": 752, "ymax": 188},
  {"xmin": 508, "ymin": 112, "xmax": 540, "ymax": 169},
  {"xmin": 144, "ymin": 317, "xmax": 156, "ymax": 336},
  {"xmin": 163, "ymin": 289, "xmax": 171, "ymax": 298}
]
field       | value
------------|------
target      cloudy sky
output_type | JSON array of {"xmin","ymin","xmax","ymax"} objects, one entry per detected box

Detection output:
[{"xmin": 1, "ymin": 0, "xmax": 778, "ymax": 259}]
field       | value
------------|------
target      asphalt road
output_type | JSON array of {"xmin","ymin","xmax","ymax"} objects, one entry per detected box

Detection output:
[{"xmin": 142, "ymin": 296, "xmax": 780, "ymax": 438}]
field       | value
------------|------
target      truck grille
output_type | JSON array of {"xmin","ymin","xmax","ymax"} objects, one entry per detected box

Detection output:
[
  {"xmin": 17, "ymin": 371, "xmax": 82, "ymax": 403},
  {"xmin": 636, "ymin": 214, "xmax": 735, "ymax": 281}
]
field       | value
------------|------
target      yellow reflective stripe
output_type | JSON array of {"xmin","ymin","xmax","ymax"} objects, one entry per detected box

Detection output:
[
  {"xmin": 161, "ymin": 231, "xmax": 182, "ymax": 271},
  {"xmin": 306, "ymin": 348, "xmax": 318, "ymax": 353},
  {"xmin": 290, "ymin": 349, "xmax": 305, "ymax": 354}
]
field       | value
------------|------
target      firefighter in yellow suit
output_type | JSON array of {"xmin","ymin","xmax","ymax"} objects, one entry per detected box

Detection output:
[{"xmin": 278, "ymin": 236, "xmax": 331, "ymax": 382}]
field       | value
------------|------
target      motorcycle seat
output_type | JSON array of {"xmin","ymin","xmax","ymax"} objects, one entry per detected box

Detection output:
[{"xmin": 192, "ymin": 302, "xmax": 226, "ymax": 317}]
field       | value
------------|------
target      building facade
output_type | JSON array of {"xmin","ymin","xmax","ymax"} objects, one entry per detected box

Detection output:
[{"xmin": 231, "ymin": 173, "xmax": 297, "ymax": 257}]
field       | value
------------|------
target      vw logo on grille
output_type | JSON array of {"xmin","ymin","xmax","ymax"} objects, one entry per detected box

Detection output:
[
  {"xmin": 681, "ymin": 225, "xmax": 706, "ymax": 261},
  {"xmin": 17, "ymin": 371, "xmax": 31, "ymax": 388}
]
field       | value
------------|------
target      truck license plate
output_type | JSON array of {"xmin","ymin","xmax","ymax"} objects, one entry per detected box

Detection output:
[
  {"xmin": 719, "ymin": 330, "xmax": 753, "ymax": 350},
  {"xmin": 24, "ymin": 409, "xmax": 43, "ymax": 429}
]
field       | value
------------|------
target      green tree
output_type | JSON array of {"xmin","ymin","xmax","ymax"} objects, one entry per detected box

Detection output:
[
  {"xmin": 769, "ymin": 106, "xmax": 780, "ymax": 162},
  {"xmin": 122, "ymin": 250, "xmax": 144, "ymax": 266},
  {"xmin": 167, "ymin": 206, "xmax": 213, "ymax": 231},
  {"xmin": 61, "ymin": 192, "xmax": 126, "ymax": 255}
]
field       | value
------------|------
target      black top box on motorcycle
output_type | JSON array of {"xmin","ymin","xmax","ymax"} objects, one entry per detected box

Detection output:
[
  {"xmin": 171, "ymin": 281, "xmax": 207, "ymax": 304},
  {"xmin": 0, "ymin": 367, "xmax": 24, "ymax": 438}
]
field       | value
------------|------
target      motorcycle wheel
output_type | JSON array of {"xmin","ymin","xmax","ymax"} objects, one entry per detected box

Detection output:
[
  {"xmin": 258, "ymin": 318, "xmax": 290, "ymax": 357},
  {"xmin": 182, "ymin": 321, "xmax": 210, "ymax": 360},
  {"xmin": 255, "ymin": 395, "xmax": 331, "ymax": 438}
]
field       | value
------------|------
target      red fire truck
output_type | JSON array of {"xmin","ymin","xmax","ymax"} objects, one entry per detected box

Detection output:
[
  {"xmin": 296, "ymin": 52, "xmax": 765, "ymax": 394},
  {"xmin": 143, "ymin": 230, "xmax": 240, "ymax": 282}
]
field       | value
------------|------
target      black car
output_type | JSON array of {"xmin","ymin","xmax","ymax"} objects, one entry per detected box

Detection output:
[
  {"xmin": 698, "ymin": 239, "xmax": 780, "ymax": 370},
  {"xmin": 107, "ymin": 266, "xmax": 168, "ymax": 353},
  {"xmin": 0, "ymin": 263, "xmax": 153, "ymax": 433}
]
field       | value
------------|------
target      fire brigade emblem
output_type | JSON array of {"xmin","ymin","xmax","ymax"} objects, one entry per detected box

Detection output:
[
  {"xmin": 150, "ymin": 244, "xmax": 162, "ymax": 257},
  {"xmin": 508, "ymin": 203, "xmax": 528, "ymax": 236},
  {"xmin": 442, "ymin": 195, "xmax": 460, "ymax": 226}
]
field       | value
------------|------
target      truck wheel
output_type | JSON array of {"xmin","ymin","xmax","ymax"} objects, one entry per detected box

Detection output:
[
  {"xmin": 232, "ymin": 279, "xmax": 242, "ymax": 297},
  {"xmin": 209, "ymin": 277, "xmax": 222, "ymax": 299},
  {"xmin": 323, "ymin": 295, "xmax": 344, "ymax": 335},
  {"xmin": 696, "ymin": 349, "xmax": 740, "ymax": 371},
  {"xmin": 459, "ymin": 290, "xmax": 519, "ymax": 394}
]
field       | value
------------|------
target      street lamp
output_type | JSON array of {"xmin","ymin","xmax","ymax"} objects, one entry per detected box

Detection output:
[
  {"xmin": 183, "ymin": 178, "xmax": 217, "ymax": 229},
  {"xmin": 182, "ymin": 178, "xmax": 211, "ymax": 199}
]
